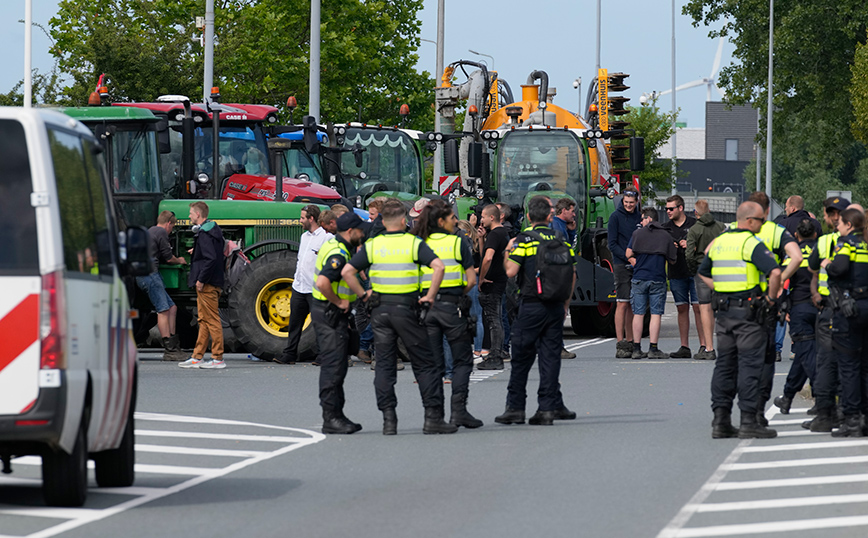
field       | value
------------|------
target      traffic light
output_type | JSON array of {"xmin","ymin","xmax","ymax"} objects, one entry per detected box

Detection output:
[{"xmin": 605, "ymin": 72, "xmax": 632, "ymax": 181}]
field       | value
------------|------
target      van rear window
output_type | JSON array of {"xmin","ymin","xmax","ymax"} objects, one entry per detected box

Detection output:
[{"xmin": 0, "ymin": 119, "xmax": 38, "ymax": 274}]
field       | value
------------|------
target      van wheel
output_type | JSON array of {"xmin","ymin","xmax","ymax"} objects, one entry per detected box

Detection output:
[
  {"xmin": 42, "ymin": 418, "xmax": 88, "ymax": 507},
  {"xmin": 228, "ymin": 250, "xmax": 315, "ymax": 361},
  {"xmin": 93, "ymin": 385, "xmax": 136, "ymax": 488}
]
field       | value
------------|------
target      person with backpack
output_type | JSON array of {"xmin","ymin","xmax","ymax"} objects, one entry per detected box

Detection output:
[
  {"xmin": 625, "ymin": 208, "xmax": 678, "ymax": 359},
  {"xmin": 495, "ymin": 196, "xmax": 577, "ymax": 426}
]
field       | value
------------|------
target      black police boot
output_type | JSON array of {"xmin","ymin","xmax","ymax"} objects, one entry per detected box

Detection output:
[
  {"xmin": 477, "ymin": 356, "xmax": 504, "ymax": 370},
  {"xmin": 773, "ymin": 395, "xmax": 792, "ymax": 414},
  {"xmin": 831, "ymin": 415, "xmax": 864, "ymax": 438},
  {"xmin": 711, "ymin": 408, "xmax": 739, "ymax": 439},
  {"xmin": 338, "ymin": 412, "xmax": 363, "ymax": 433},
  {"xmin": 494, "ymin": 407, "xmax": 526, "ymax": 425},
  {"xmin": 382, "ymin": 407, "xmax": 398, "ymax": 436},
  {"xmin": 755, "ymin": 399, "xmax": 769, "ymax": 427},
  {"xmin": 738, "ymin": 411, "xmax": 777, "ymax": 439},
  {"xmin": 807, "ymin": 403, "xmax": 818, "ymax": 415},
  {"xmin": 807, "ymin": 408, "xmax": 836, "ymax": 432},
  {"xmin": 553, "ymin": 406, "xmax": 577, "ymax": 420},
  {"xmin": 450, "ymin": 394, "xmax": 483, "ymax": 429},
  {"xmin": 322, "ymin": 412, "xmax": 359, "ymax": 435},
  {"xmin": 528, "ymin": 410, "xmax": 555, "ymax": 425},
  {"xmin": 423, "ymin": 407, "xmax": 458, "ymax": 434}
]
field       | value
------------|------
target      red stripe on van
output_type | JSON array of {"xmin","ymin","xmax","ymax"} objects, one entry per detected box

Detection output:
[{"xmin": 0, "ymin": 294, "xmax": 39, "ymax": 373}]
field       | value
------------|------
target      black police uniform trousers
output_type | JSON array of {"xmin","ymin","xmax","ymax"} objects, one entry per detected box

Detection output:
[
  {"xmin": 425, "ymin": 300, "xmax": 474, "ymax": 402},
  {"xmin": 813, "ymin": 303, "xmax": 839, "ymax": 412},
  {"xmin": 758, "ymin": 312, "xmax": 778, "ymax": 411},
  {"xmin": 782, "ymin": 301, "xmax": 818, "ymax": 399},
  {"xmin": 371, "ymin": 302, "xmax": 444, "ymax": 410},
  {"xmin": 311, "ymin": 300, "xmax": 351, "ymax": 416},
  {"xmin": 831, "ymin": 299, "xmax": 868, "ymax": 417},
  {"xmin": 711, "ymin": 306, "xmax": 766, "ymax": 414},
  {"xmin": 506, "ymin": 300, "xmax": 566, "ymax": 412},
  {"xmin": 280, "ymin": 291, "xmax": 313, "ymax": 363}
]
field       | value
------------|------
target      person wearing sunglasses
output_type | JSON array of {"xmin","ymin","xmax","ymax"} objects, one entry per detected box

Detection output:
[
  {"xmin": 607, "ymin": 190, "xmax": 643, "ymax": 358},
  {"xmin": 662, "ymin": 195, "xmax": 705, "ymax": 359},
  {"xmin": 699, "ymin": 201, "xmax": 782, "ymax": 439}
]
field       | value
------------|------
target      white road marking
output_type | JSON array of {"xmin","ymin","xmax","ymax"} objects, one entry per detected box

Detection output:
[
  {"xmin": 658, "ymin": 405, "xmax": 868, "ymax": 537},
  {"xmin": 135, "ymin": 429, "xmax": 305, "ymax": 443},
  {"xmin": 134, "ymin": 443, "xmax": 269, "ymax": 458},
  {"xmin": 564, "ymin": 337, "xmax": 614, "ymax": 352},
  {"xmin": 768, "ymin": 418, "xmax": 808, "ymax": 425},
  {"xmin": 0, "ymin": 412, "xmax": 324, "ymax": 538},
  {"xmin": 470, "ymin": 370, "xmax": 502, "ymax": 383}
]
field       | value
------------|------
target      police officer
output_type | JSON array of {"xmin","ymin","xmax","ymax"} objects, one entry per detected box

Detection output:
[
  {"xmin": 411, "ymin": 199, "xmax": 483, "ymax": 428},
  {"xmin": 495, "ymin": 196, "xmax": 577, "ymax": 426},
  {"xmin": 312, "ymin": 213, "xmax": 371, "ymax": 434},
  {"xmin": 803, "ymin": 196, "xmax": 848, "ymax": 431},
  {"xmin": 772, "ymin": 219, "xmax": 818, "ymax": 415},
  {"xmin": 699, "ymin": 201, "xmax": 782, "ymax": 439},
  {"xmin": 342, "ymin": 199, "xmax": 454, "ymax": 435},
  {"xmin": 823, "ymin": 208, "xmax": 868, "ymax": 437},
  {"xmin": 744, "ymin": 192, "xmax": 802, "ymax": 425}
]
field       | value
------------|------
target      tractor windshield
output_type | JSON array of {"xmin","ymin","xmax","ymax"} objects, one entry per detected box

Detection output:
[
  {"xmin": 340, "ymin": 128, "xmax": 421, "ymax": 197},
  {"xmin": 495, "ymin": 131, "xmax": 586, "ymax": 208},
  {"xmin": 110, "ymin": 128, "xmax": 162, "ymax": 194}
]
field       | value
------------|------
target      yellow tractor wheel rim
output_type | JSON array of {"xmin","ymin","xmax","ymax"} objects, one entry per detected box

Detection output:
[{"xmin": 254, "ymin": 277, "xmax": 311, "ymax": 337}]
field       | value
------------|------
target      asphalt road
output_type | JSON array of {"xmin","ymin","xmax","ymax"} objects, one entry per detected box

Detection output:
[{"xmin": 3, "ymin": 304, "xmax": 868, "ymax": 538}]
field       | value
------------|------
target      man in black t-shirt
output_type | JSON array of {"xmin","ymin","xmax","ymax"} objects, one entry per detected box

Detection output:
[
  {"xmin": 662, "ymin": 195, "xmax": 704, "ymax": 359},
  {"xmin": 477, "ymin": 204, "xmax": 510, "ymax": 370}
]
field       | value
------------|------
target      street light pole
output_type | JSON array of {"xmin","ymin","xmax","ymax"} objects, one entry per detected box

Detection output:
[
  {"xmin": 468, "ymin": 49, "xmax": 495, "ymax": 70},
  {"xmin": 434, "ymin": 0, "xmax": 445, "ymax": 184},
  {"xmin": 24, "ymin": 0, "xmax": 32, "ymax": 107},
  {"xmin": 309, "ymin": 0, "xmax": 321, "ymax": 122},
  {"xmin": 573, "ymin": 78, "xmax": 582, "ymax": 116},
  {"xmin": 765, "ymin": 0, "xmax": 774, "ymax": 199},
  {"xmin": 671, "ymin": 0, "xmax": 677, "ymax": 195}
]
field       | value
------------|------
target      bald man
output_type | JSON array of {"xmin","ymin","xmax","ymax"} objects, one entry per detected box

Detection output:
[{"xmin": 781, "ymin": 195, "xmax": 822, "ymax": 239}]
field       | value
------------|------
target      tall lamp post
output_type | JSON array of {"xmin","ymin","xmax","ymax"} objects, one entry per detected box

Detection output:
[
  {"xmin": 765, "ymin": 0, "xmax": 774, "ymax": 199},
  {"xmin": 573, "ymin": 78, "xmax": 582, "ymax": 115},
  {"xmin": 468, "ymin": 49, "xmax": 495, "ymax": 70}
]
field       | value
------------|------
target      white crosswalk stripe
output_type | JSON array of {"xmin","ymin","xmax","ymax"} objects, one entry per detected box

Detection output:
[
  {"xmin": 0, "ymin": 412, "xmax": 323, "ymax": 538},
  {"xmin": 658, "ymin": 407, "xmax": 868, "ymax": 537}
]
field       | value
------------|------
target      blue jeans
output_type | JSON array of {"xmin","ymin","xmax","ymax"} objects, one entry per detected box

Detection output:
[
  {"xmin": 360, "ymin": 324, "xmax": 374, "ymax": 352},
  {"xmin": 775, "ymin": 320, "xmax": 786, "ymax": 353},
  {"xmin": 669, "ymin": 277, "xmax": 698, "ymax": 306},
  {"xmin": 468, "ymin": 286, "xmax": 483, "ymax": 351},
  {"xmin": 631, "ymin": 280, "xmax": 666, "ymax": 316}
]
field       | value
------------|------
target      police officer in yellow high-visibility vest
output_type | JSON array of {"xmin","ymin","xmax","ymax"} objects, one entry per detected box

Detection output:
[
  {"xmin": 342, "ymin": 199, "xmax": 453, "ymax": 435},
  {"xmin": 804, "ymin": 196, "xmax": 848, "ymax": 432},
  {"xmin": 699, "ymin": 201, "xmax": 781, "ymax": 439},
  {"xmin": 411, "ymin": 200, "xmax": 483, "ymax": 429},
  {"xmin": 311, "ymin": 213, "xmax": 371, "ymax": 435},
  {"xmin": 733, "ymin": 192, "xmax": 801, "ymax": 426},
  {"xmin": 821, "ymin": 208, "xmax": 868, "ymax": 437}
]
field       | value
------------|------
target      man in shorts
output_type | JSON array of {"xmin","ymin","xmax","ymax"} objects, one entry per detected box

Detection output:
[
  {"xmin": 625, "ymin": 208, "xmax": 677, "ymax": 359},
  {"xmin": 136, "ymin": 210, "xmax": 188, "ymax": 361},
  {"xmin": 607, "ymin": 190, "xmax": 643, "ymax": 358},
  {"xmin": 663, "ymin": 195, "xmax": 704, "ymax": 359},
  {"xmin": 686, "ymin": 199, "xmax": 725, "ymax": 359}
]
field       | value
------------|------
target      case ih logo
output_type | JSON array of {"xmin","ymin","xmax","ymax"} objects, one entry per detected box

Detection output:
[
  {"xmin": 257, "ymin": 189, "xmax": 289, "ymax": 201},
  {"xmin": 223, "ymin": 114, "xmax": 248, "ymax": 120}
]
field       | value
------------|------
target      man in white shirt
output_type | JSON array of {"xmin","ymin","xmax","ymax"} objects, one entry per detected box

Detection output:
[{"xmin": 275, "ymin": 204, "xmax": 334, "ymax": 364}]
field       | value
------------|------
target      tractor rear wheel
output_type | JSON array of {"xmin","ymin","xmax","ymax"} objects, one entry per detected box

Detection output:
[
  {"xmin": 228, "ymin": 250, "xmax": 316, "ymax": 361},
  {"xmin": 588, "ymin": 243, "xmax": 616, "ymax": 337}
]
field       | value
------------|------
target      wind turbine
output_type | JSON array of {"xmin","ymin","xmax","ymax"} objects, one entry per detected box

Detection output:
[{"xmin": 658, "ymin": 36, "xmax": 726, "ymax": 101}]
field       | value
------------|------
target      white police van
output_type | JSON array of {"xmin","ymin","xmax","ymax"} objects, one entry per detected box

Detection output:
[{"xmin": 0, "ymin": 107, "xmax": 151, "ymax": 507}]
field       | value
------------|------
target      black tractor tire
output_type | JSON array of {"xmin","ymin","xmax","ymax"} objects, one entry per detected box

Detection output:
[
  {"xmin": 588, "ymin": 243, "xmax": 616, "ymax": 337},
  {"xmin": 228, "ymin": 250, "xmax": 315, "ymax": 361},
  {"xmin": 569, "ymin": 307, "xmax": 592, "ymax": 336},
  {"xmin": 93, "ymin": 376, "xmax": 136, "ymax": 488},
  {"xmin": 42, "ymin": 416, "xmax": 88, "ymax": 507}
]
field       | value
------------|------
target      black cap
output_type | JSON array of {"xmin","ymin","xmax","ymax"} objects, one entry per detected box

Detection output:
[
  {"xmin": 336, "ymin": 212, "xmax": 372, "ymax": 235},
  {"xmin": 827, "ymin": 197, "xmax": 851, "ymax": 212}
]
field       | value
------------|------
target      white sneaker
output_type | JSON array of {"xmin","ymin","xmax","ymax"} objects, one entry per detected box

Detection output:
[
  {"xmin": 199, "ymin": 359, "xmax": 226, "ymax": 369},
  {"xmin": 179, "ymin": 357, "xmax": 203, "ymax": 369}
]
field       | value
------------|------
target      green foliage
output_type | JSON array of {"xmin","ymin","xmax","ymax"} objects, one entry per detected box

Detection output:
[
  {"xmin": 617, "ymin": 102, "xmax": 679, "ymax": 202},
  {"xmin": 47, "ymin": 0, "xmax": 434, "ymax": 130},
  {"xmin": 0, "ymin": 68, "xmax": 64, "ymax": 106},
  {"xmin": 684, "ymin": 0, "xmax": 868, "ymax": 209}
]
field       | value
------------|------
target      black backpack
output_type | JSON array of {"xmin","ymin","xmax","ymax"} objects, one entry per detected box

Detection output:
[{"xmin": 524, "ymin": 230, "xmax": 575, "ymax": 302}]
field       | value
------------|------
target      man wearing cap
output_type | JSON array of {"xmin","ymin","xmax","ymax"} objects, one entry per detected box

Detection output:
[
  {"xmin": 803, "ymin": 196, "xmax": 849, "ymax": 431},
  {"xmin": 275, "ymin": 204, "xmax": 333, "ymax": 365},
  {"xmin": 312, "ymin": 213, "xmax": 371, "ymax": 434}
]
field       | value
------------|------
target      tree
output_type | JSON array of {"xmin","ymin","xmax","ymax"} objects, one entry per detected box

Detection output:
[
  {"xmin": 851, "ymin": 31, "xmax": 868, "ymax": 146},
  {"xmin": 49, "ymin": 0, "xmax": 435, "ymax": 130},
  {"xmin": 616, "ymin": 100, "xmax": 679, "ymax": 203}
]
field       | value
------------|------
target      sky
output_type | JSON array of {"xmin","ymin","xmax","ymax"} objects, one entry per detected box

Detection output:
[{"xmin": 2, "ymin": 1, "xmax": 737, "ymax": 128}]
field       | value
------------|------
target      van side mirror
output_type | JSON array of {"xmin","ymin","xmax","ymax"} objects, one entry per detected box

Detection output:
[
  {"xmin": 443, "ymin": 139, "xmax": 459, "ymax": 174},
  {"xmin": 630, "ymin": 137, "xmax": 645, "ymax": 171},
  {"xmin": 120, "ymin": 226, "xmax": 152, "ymax": 277}
]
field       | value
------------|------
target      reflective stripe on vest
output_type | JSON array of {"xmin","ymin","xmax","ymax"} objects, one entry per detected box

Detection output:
[
  {"xmin": 708, "ymin": 230, "xmax": 763, "ymax": 293},
  {"xmin": 312, "ymin": 238, "xmax": 357, "ymax": 302},
  {"xmin": 817, "ymin": 232, "xmax": 839, "ymax": 296},
  {"xmin": 365, "ymin": 233, "xmax": 422, "ymax": 293},
  {"xmin": 421, "ymin": 233, "xmax": 465, "ymax": 289},
  {"xmin": 756, "ymin": 221, "xmax": 785, "ymax": 292},
  {"xmin": 782, "ymin": 244, "xmax": 812, "ymax": 269}
]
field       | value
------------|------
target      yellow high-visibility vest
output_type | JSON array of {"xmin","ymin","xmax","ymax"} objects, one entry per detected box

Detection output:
[
  {"xmin": 708, "ymin": 230, "xmax": 764, "ymax": 293},
  {"xmin": 365, "ymin": 233, "xmax": 423, "ymax": 294},
  {"xmin": 421, "ymin": 233, "xmax": 465, "ymax": 290},
  {"xmin": 312, "ymin": 238, "xmax": 357, "ymax": 302},
  {"xmin": 817, "ymin": 232, "xmax": 839, "ymax": 296}
]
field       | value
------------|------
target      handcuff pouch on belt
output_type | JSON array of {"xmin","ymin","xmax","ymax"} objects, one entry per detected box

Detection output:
[
  {"xmin": 324, "ymin": 303, "xmax": 349, "ymax": 329},
  {"xmin": 711, "ymin": 291, "xmax": 762, "ymax": 322}
]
